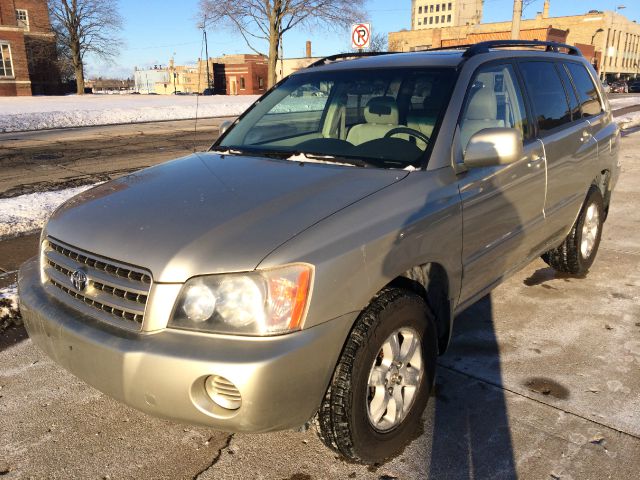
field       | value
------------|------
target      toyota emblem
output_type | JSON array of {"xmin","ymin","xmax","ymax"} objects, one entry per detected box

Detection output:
[{"xmin": 70, "ymin": 269, "xmax": 88, "ymax": 291}]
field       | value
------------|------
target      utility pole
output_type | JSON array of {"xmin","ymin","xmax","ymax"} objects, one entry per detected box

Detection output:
[
  {"xmin": 511, "ymin": 0, "xmax": 522, "ymax": 40},
  {"xmin": 203, "ymin": 29, "xmax": 211, "ymax": 90}
]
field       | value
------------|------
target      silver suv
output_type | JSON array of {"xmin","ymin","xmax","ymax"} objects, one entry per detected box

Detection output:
[{"xmin": 19, "ymin": 41, "xmax": 620, "ymax": 463}]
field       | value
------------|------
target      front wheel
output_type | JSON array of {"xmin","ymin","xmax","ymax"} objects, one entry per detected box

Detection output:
[
  {"xmin": 315, "ymin": 288, "xmax": 438, "ymax": 464},
  {"xmin": 542, "ymin": 186, "xmax": 604, "ymax": 275}
]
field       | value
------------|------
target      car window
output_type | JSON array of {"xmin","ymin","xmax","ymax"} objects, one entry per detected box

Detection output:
[
  {"xmin": 459, "ymin": 63, "xmax": 529, "ymax": 150},
  {"xmin": 556, "ymin": 64, "xmax": 581, "ymax": 121},
  {"xmin": 565, "ymin": 62, "xmax": 603, "ymax": 118},
  {"xmin": 519, "ymin": 61, "xmax": 572, "ymax": 133},
  {"xmin": 219, "ymin": 67, "xmax": 456, "ymax": 169},
  {"xmin": 246, "ymin": 81, "xmax": 332, "ymax": 144}
]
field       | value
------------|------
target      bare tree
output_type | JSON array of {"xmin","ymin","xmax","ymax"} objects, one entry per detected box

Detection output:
[
  {"xmin": 49, "ymin": 0, "xmax": 123, "ymax": 94},
  {"xmin": 199, "ymin": 0, "xmax": 366, "ymax": 88}
]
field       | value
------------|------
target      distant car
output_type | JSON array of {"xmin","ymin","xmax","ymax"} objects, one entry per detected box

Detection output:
[
  {"xmin": 202, "ymin": 88, "xmax": 215, "ymax": 96},
  {"xmin": 610, "ymin": 81, "xmax": 628, "ymax": 93},
  {"xmin": 131, "ymin": 91, "xmax": 141, "ymax": 95},
  {"xmin": 601, "ymin": 80, "xmax": 611, "ymax": 93},
  {"xmin": 628, "ymin": 81, "xmax": 640, "ymax": 93}
]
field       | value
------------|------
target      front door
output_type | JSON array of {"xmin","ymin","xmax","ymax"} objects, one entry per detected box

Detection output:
[{"xmin": 456, "ymin": 62, "xmax": 547, "ymax": 305}]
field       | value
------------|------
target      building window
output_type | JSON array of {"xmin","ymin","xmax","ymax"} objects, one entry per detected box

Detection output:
[
  {"xmin": 429, "ymin": 17, "xmax": 433, "ymax": 24},
  {"xmin": 435, "ymin": 16, "xmax": 439, "ymax": 24},
  {"xmin": 429, "ymin": 5, "xmax": 433, "ymax": 12},
  {"xmin": 436, "ymin": 4, "xmax": 440, "ymax": 12},
  {"xmin": 258, "ymin": 77, "xmax": 264, "ymax": 89},
  {"xmin": 15, "ymin": 9, "xmax": 29, "ymax": 29},
  {"xmin": 447, "ymin": 14, "xmax": 451, "ymax": 22},
  {"xmin": 0, "ymin": 43, "xmax": 14, "ymax": 77},
  {"xmin": 448, "ymin": 2, "xmax": 452, "ymax": 10},
  {"xmin": 441, "ymin": 15, "xmax": 445, "ymax": 22},
  {"xmin": 240, "ymin": 77, "xmax": 246, "ymax": 90},
  {"xmin": 418, "ymin": 6, "xmax": 423, "ymax": 13}
]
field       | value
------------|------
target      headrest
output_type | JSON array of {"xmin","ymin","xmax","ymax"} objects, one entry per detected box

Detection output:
[
  {"xmin": 464, "ymin": 86, "xmax": 497, "ymax": 121},
  {"xmin": 364, "ymin": 96, "xmax": 399, "ymax": 125}
]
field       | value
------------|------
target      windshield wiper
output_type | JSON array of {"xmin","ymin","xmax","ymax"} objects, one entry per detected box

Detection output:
[
  {"xmin": 210, "ymin": 146, "xmax": 373, "ymax": 167},
  {"xmin": 289, "ymin": 151, "xmax": 370, "ymax": 168}
]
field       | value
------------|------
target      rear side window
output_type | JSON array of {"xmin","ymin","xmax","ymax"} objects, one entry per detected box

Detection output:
[
  {"xmin": 556, "ymin": 65, "xmax": 581, "ymax": 121},
  {"xmin": 565, "ymin": 62, "xmax": 603, "ymax": 118},
  {"xmin": 519, "ymin": 61, "xmax": 571, "ymax": 133}
]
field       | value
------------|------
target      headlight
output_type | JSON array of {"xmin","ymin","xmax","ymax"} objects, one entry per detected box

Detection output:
[{"xmin": 168, "ymin": 264, "xmax": 313, "ymax": 335}]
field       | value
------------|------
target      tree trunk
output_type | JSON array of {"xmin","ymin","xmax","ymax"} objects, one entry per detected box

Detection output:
[
  {"xmin": 70, "ymin": 36, "xmax": 84, "ymax": 95},
  {"xmin": 267, "ymin": 28, "xmax": 279, "ymax": 88},
  {"xmin": 267, "ymin": 1, "xmax": 282, "ymax": 88}
]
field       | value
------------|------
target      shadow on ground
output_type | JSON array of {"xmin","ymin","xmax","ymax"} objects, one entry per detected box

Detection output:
[{"xmin": 424, "ymin": 295, "xmax": 517, "ymax": 479}]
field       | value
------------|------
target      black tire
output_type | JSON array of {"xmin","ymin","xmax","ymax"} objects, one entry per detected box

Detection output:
[
  {"xmin": 542, "ymin": 186, "xmax": 604, "ymax": 275},
  {"xmin": 315, "ymin": 288, "xmax": 438, "ymax": 464}
]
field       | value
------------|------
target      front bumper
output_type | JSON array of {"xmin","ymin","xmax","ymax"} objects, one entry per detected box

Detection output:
[{"xmin": 18, "ymin": 257, "xmax": 356, "ymax": 432}]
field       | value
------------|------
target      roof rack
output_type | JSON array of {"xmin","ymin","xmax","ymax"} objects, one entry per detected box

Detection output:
[
  {"xmin": 306, "ymin": 51, "xmax": 394, "ymax": 69},
  {"xmin": 460, "ymin": 40, "xmax": 582, "ymax": 58}
]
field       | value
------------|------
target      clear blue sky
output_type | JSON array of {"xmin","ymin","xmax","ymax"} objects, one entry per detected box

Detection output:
[{"xmin": 86, "ymin": 0, "xmax": 640, "ymax": 78}]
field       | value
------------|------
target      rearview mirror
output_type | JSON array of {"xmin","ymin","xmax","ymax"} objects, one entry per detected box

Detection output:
[
  {"xmin": 219, "ymin": 120, "xmax": 233, "ymax": 136},
  {"xmin": 463, "ymin": 128, "xmax": 523, "ymax": 168}
]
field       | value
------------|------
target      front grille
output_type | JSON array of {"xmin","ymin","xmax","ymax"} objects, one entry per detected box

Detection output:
[{"xmin": 42, "ymin": 238, "xmax": 152, "ymax": 329}]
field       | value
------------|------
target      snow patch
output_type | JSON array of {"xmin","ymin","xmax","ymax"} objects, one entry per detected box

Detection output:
[
  {"xmin": 0, "ymin": 95, "xmax": 257, "ymax": 132},
  {"xmin": 0, "ymin": 183, "xmax": 99, "ymax": 239},
  {"xmin": 0, "ymin": 284, "xmax": 20, "ymax": 330},
  {"xmin": 615, "ymin": 111, "xmax": 640, "ymax": 130},
  {"xmin": 608, "ymin": 96, "xmax": 640, "ymax": 110}
]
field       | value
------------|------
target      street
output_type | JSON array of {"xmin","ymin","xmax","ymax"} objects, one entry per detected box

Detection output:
[
  {"xmin": 0, "ymin": 117, "xmax": 232, "ymax": 197},
  {"xmin": 0, "ymin": 121, "xmax": 639, "ymax": 478}
]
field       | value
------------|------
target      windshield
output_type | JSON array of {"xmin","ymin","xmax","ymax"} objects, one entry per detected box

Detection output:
[{"xmin": 216, "ymin": 67, "xmax": 456, "ymax": 169}]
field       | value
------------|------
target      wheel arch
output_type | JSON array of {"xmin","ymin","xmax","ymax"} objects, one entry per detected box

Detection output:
[{"xmin": 384, "ymin": 262, "xmax": 453, "ymax": 355}]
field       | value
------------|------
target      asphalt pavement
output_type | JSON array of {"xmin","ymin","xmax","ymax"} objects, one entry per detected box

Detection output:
[
  {"xmin": 0, "ymin": 117, "xmax": 233, "ymax": 196},
  {"xmin": 0, "ymin": 119, "xmax": 639, "ymax": 479}
]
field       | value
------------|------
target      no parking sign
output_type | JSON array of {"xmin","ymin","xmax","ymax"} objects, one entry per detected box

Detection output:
[{"xmin": 351, "ymin": 23, "xmax": 371, "ymax": 50}]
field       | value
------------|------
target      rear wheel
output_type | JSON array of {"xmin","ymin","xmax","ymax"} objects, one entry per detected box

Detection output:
[
  {"xmin": 542, "ymin": 186, "xmax": 604, "ymax": 275},
  {"xmin": 315, "ymin": 288, "xmax": 438, "ymax": 464}
]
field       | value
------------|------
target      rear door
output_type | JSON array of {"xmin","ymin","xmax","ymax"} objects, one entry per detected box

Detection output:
[
  {"xmin": 456, "ymin": 62, "xmax": 547, "ymax": 304},
  {"xmin": 518, "ymin": 60, "xmax": 598, "ymax": 241}
]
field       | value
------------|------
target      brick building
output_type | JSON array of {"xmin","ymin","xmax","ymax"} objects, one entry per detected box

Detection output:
[
  {"xmin": 0, "ymin": 0, "xmax": 60, "ymax": 96},
  {"xmin": 390, "ymin": 1, "xmax": 640, "ymax": 80},
  {"xmin": 201, "ymin": 54, "xmax": 268, "ymax": 95}
]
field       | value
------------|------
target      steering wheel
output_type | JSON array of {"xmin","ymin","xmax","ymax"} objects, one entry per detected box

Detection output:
[{"xmin": 383, "ymin": 127, "xmax": 430, "ymax": 144}]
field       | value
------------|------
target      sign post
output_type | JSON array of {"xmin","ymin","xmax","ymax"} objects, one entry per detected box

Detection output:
[{"xmin": 351, "ymin": 23, "xmax": 371, "ymax": 51}]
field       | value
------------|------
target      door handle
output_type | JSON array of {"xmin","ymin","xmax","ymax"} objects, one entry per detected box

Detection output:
[{"xmin": 527, "ymin": 155, "xmax": 544, "ymax": 168}]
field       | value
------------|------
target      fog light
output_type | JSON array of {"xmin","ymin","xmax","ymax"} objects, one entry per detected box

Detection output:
[{"xmin": 204, "ymin": 375, "xmax": 241, "ymax": 410}]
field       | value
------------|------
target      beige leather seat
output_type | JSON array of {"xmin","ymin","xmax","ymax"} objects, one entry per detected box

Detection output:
[
  {"xmin": 460, "ymin": 76, "xmax": 505, "ymax": 149},
  {"xmin": 347, "ymin": 97, "xmax": 399, "ymax": 146}
]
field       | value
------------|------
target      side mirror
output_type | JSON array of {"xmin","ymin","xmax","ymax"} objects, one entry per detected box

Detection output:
[
  {"xmin": 219, "ymin": 120, "xmax": 233, "ymax": 136},
  {"xmin": 463, "ymin": 128, "xmax": 523, "ymax": 168}
]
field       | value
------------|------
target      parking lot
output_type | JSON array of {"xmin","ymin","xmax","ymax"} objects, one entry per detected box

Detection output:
[{"xmin": 0, "ymin": 122, "xmax": 639, "ymax": 479}]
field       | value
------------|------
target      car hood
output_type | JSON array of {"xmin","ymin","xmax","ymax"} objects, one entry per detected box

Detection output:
[{"xmin": 46, "ymin": 152, "xmax": 407, "ymax": 282}]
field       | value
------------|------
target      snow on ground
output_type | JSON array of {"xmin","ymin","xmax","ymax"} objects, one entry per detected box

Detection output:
[
  {"xmin": 0, "ymin": 95, "xmax": 258, "ymax": 132},
  {"xmin": 0, "ymin": 183, "xmax": 98, "ymax": 239},
  {"xmin": 615, "ymin": 110, "xmax": 640, "ymax": 130},
  {"xmin": 0, "ymin": 283, "xmax": 20, "ymax": 330},
  {"xmin": 608, "ymin": 95, "xmax": 640, "ymax": 110}
]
